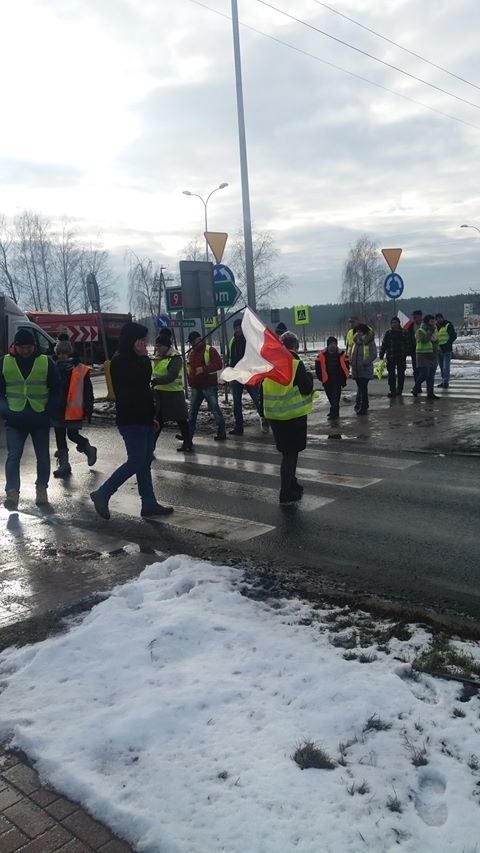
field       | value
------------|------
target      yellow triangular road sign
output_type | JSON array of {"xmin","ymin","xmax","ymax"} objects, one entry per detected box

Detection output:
[
  {"xmin": 205, "ymin": 232, "xmax": 228, "ymax": 264},
  {"xmin": 381, "ymin": 248, "xmax": 402, "ymax": 272}
]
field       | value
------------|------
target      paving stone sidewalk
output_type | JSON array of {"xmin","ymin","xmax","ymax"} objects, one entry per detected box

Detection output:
[{"xmin": 0, "ymin": 749, "xmax": 134, "ymax": 852}]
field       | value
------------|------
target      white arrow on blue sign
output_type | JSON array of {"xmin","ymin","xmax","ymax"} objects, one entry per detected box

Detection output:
[{"xmin": 384, "ymin": 272, "xmax": 404, "ymax": 299}]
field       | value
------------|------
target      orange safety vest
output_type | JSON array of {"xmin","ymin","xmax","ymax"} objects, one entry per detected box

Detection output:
[
  {"xmin": 65, "ymin": 364, "xmax": 90, "ymax": 420},
  {"xmin": 317, "ymin": 351, "xmax": 349, "ymax": 384}
]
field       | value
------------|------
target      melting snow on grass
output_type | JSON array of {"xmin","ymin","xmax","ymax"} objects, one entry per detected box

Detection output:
[{"xmin": 0, "ymin": 555, "xmax": 479, "ymax": 852}]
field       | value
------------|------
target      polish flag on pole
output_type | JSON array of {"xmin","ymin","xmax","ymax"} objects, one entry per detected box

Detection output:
[
  {"xmin": 397, "ymin": 309, "xmax": 411, "ymax": 329},
  {"xmin": 220, "ymin": 307, "xmax": 293, "ymax": 386}
]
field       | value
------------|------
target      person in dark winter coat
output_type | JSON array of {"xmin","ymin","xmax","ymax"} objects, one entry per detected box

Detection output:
[
  {"xmin": 0, "ymin": 327, "xmax": 60, "ymax": 509},
  {"xmin": 90, "ymin": 322, "xmax": 173, "ymax": 520},
  {"xmin": 379, "ymin": 317, "xmax": 408, "ymax": 397},
  {"xmin": 227, "ymin": 318, "xmax": 265, "ymax": 435},
  {"xmin": 51, "ymin": 341, "xmax": 97, "ymax": 478},
  {"xmin": 261, "ymin": 332, "xmax": 315, "ymax": 505},
  {"xmin": 350, "ymin": 324, "xmax": 377, "ymax": 415},
  {"xmin": 315, "ymin": 336, "xmax": 349, "ymax": 419},
  {"xmin": 152, "ymin": 332, "xmax": 191, "ymax": 452},
  {"xmin": 435, "ymin": 313, "xmax": 457, "ymax": 388}
]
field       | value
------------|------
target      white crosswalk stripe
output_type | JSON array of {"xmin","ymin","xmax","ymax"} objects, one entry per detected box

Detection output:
[
  {"xmin": 434, "ymin": 379, "xmax": 480, "ymax": 400},
  {"xmin": 118, "ymin": 438, "xmax": 423, "ymax": 541}
]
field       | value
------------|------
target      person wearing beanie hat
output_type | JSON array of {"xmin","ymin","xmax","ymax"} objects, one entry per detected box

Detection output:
[
  {"xmin": 90, "ymin": 321, "xmax": 174, "ymax": 520},
  {"xmin": 274, "ymin": 322, "xmax": 287, "ymax": 338},
  {"xmin": 226, "ymin": 316, "xmax": 267, "ymax": 435},
  {"xmin": 50, "ymin": 341, "xmax": 97, "ymax": 479},
  {"xmin": 186, "ymin": 330, "xmax": 226, "ymax": 442},
  {"xmin": 152, "ymin": 333, "xmax": 191, "ymax": 453},
  {"xmin": 315, "ymin": 336, "xmax": 349, "ymax": 420},
  {"xmin": 0, "ymin": 327, "xmax": 61, "ymax": 510}
]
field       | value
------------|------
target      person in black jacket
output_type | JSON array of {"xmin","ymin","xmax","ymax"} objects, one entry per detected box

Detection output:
[
  {"xmin": 315, "ymin": 336, "xmax": 349, "ymax": 419},
  {"xmin": 379, "ymin": 317, "xmax": 408, "ymax": 397},
  {"xmin": 227, "ymin": 318, "xmax": 265, "ymax": 435},
  {"xmin": 90, "ymin": 322, "xmax": 173, "ymax": 520},
  {"xmin": 435, "ymin": 313, "xmax": 457, "ymax": 388}
]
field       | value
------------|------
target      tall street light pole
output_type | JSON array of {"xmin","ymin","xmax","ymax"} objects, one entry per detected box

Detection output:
[
  {"xmin": 182, "ymin": 183, "xmax": 228, "ymax": 261},
  {"xmin": 231, "ymin": 0, "xmax": 256, "ymax": 312}
]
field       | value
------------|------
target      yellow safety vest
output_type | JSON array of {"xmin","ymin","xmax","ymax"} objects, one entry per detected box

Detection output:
[
  {"xmin": 437, "ymin": 324, "xmax": 450, "ymax": 346},
  {"xmin": 186, "ymin": 345, "xmax": 212, "ymax": 372},
  {"xmin": 152, "ymin": 350, "xmax": 184, "ymax": 392},
  {"xmin": 2, "ymin": 354, "xmax": 49, "ymax": 413},
  {"xmin": 416, "ymin": 327, "xmax": 438, "ymax": 354},
  {"xmin": 263, "ymin": 360, "xmax": 315, "ymax": 421}
]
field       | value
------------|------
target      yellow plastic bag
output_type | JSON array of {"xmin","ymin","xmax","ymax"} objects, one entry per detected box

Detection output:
[{"xmin": 375, "ymin": 359, "xmax": 386, "ymax": 380}]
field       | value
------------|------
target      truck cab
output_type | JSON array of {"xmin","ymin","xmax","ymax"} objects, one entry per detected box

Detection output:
[{"xmin": 0, "ymin": 293, "xmax": 55, "ymax": 356}]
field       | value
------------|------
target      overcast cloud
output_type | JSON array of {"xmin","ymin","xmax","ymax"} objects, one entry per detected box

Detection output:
[{"xmin": 1, "ymin": 0, "xmax": 480, "ymax": 309}]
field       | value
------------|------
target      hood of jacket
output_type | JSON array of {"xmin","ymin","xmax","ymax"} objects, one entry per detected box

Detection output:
[{"xmin": 117, "ymin": 322, "xmax": 148, "ymax": 356}]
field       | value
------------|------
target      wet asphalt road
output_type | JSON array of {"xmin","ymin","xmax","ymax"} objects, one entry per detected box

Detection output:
[{"xmin": 1, "ymin": 375, "xmax": 480, "ymax": 644}]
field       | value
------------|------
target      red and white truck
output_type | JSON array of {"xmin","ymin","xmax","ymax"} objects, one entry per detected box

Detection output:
[{"xmin": 25, "ymin": 311, "xmax": 131, "ymax": 361}]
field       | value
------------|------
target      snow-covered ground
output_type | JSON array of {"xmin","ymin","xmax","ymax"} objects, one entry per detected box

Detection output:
[
  {"xmin": 453, "ymin": 335, "xmax": 480, "ymax": 361},
  {"xmin": 0, "ymin": 556, "xmax": 479, "ymax": 853}
]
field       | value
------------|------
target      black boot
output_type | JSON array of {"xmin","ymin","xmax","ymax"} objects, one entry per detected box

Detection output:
[{"xmin": 53, "ymin": 449, "xmax": 72, "ymax": 478}]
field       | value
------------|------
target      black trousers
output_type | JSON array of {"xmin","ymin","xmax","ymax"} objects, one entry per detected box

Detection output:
[
  {"xmin": 324, "ymin": 382, "xmax": 342, "ymax": 415},
  {"xmin": 387, "ymin": 359, "xmax": 406, "ymax": 393},
  {"xmin": 280, "ymin": 451, "xmax": 298, "ymax": 495},
  {"xmin": 355, "ymin": 378, "xmax": 370, "ymax": 413},
  {"xmin": 154, "ymin": 415, "xmax": 190, "ymax": 447},
  {"xmin": 55, "ymin": 427, "xmax": 88, "ymax": 452}
]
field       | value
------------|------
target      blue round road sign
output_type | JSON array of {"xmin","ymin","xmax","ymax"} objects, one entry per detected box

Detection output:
[
  {"xmin": 213, "ymin": 264, "xmax": 235, "ymax": 284},
  {"xmin": 157, "ymin": 314, "xmax": 171, "ymax": 329},
  {"xmin": 384, "ymin": 273, "xmax": 404, "ymax": 299}
]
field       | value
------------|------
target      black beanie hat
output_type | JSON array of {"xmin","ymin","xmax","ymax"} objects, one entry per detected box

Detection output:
[
  {"xmin": 188, "ymin": 331, "xmax": 201, "ymax": 344},
  {"xmin": 326, "ymin": 336, "xmax": 337, "ymax": 346},
  {"xmin": 155, "ymin": 332, "xmax": 172, "ymax": 348},
  {"xmin": 233, "ymin": 318, "xmax": 242, "ymax": 328},
  {"xmin": 14, "ymin": 328, "xmax": 36, "ymax": 346},
  {"xmin": 275, "ymin": 322, "xmax": 287, "ymax": 335},
  {"xmin": 118, "ymin": 321, "xmax": 148, "ymax": 355}
]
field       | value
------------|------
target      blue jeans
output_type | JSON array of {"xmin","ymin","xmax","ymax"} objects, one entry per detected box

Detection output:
[
  {"xmin": 189, "ymin": 386, "xmax": 226, "ymax": 436},
  {"xmin": 413, "ymin": 365, "xmax": 436, "ymax": 396},
  {"xmin": 230, "ymin": 381, "xmax": 260, "ymax": 429},
  {"xmin": 5, "ymin": 424, "xmax": 50, "ymax": 492},
  {"xmin": 96, "ymin": 425, "xmax": 156, "ymax": 510},
  {"xmin": 438, "ymin": 351, "xmax": 451, "ymax": 383}
]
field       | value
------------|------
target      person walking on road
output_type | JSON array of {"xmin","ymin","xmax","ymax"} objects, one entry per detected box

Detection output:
[
  {"xmin": 227, "ymin": 318, "xmax": 267, "ymax": 435},
  {"xmin": 435, "ymin": 313, "xmax": 457, "ymax": 388},
  {"xmin": 187, "ymin": 331, "xmax": 227, "ymax": 443},
  {"xmin": 52, "ymin": 340, "xmax": 97, "ymax": 478},
  {"xmin": 152, "ymin": 332, "xmax": 192, "ymax": 453},
  {"xmin": 350, "ymin": 324, "xmax": 377, "ymax": 415},
  {"xmin": 379, "ymin": 317, "xmax": 408, "ymax": 397},
  {"xmin": 262, "ymin": 331, "xmax": 315, "ymax": 506},
  {"xmin": 406, "ymin": 310, "xmax": 423, "ymax": 385},
  {"xmin": 315, "ymin": 336, "xmax": 349, "ymax": 419},
  {"xmin": 90, "ymin": 322, "xmax": 173, "ymax": 520},
  {"xmin": 0, "ymin": 328, "xmax": 60, "ymax": 509},
  {"xmin": 411, "ymin": 314, "xmax": 439, "ymax": 400}
]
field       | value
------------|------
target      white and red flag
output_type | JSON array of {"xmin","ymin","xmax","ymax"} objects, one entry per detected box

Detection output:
[
  {"xmin": 397, "ymin": 310, "xmax": 411, "ymax": 329},
  {"xmin": 220, "ymin": 307, "xmax": 293, "ymax": 386}
]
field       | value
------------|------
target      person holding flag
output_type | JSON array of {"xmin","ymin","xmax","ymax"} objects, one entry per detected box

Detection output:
[{"xmin": 221, "ymin": 312, "xmax": 315, "ymax": 506}]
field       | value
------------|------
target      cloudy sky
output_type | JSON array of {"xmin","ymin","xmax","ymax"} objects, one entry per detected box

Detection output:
[{"xmin": 2, "ymin": 0, "xmax": 480, "ymax": 309}]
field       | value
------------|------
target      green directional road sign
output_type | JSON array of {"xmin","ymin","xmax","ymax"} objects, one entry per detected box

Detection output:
[
  {"xmin": 215, "ymin": 280, "xmax": 240, "ymax": 307},
  {"xmin": 166, "ymin": 282, "xmax": 240, "ymax": 310}
]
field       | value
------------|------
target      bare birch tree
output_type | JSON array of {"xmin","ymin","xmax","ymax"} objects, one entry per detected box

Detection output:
[
  {"xmin": 225, "ymin": 230, "xmax": 290, "ymax": 308},
  {"xmin": 79, "ymin": 244, "xmax": 118, "ymax": 312},
  {"xmin": 340, "ymin": 235, "xmax": 384, "ymax": 321},
  {"xmin": 52, "ymin": 219, "xmax": 82, "ymax": 313},
  {"xmin": 127, "ymin": 251, "xmax": 161, "ymax": 320},
  {"xmin": 0, "ymin": 215, "xmax": 20, "ymax": 303},
  {"xmin": 14, "ymin": 211, "xmax": 54, "ymax": 310}
]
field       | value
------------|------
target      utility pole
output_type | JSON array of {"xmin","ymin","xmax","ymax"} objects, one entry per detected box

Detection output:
[{"xmin": 231, "ymin": 0, "xmax": 256, "ymax": 311}]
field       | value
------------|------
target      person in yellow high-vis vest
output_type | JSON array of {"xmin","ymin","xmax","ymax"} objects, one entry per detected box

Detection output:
[
  {"xmin": 0, "ymin": 328, "xmax": 60, "ymax": 510},
  {"xmin": 411, "ymin": 314, "xmax": 439, "ymax": 399},
  {"xmin": 152, "ymin": 332, "xmax": 192, "ymax": 452},
  {"xmin": 261, "ymin": 332, "xmax": 315, "ymax": 505}
]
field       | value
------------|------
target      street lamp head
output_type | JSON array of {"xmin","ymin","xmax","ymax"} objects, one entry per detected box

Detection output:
[
  {"xmin": 219, "ymin": 182, "xmax": 228, "ymax": 189},
  {"xmin": 460, "ymin": 224, "xmax": 469, "ymax": 228},
  {"xmin": 182, "ymin": 190, "xmax": 192, "ymax": 196}
]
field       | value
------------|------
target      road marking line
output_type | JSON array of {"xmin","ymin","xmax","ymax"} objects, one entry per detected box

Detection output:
[
  {"xmin": 160, "ymin": 452, "xmax": 382, "ymax": 489},
  {"xmin": 111, "ymin": 494, "xmax": 275, "ymax": 541},
  {"xmin": 156, "ymin": 469, "xmax": 335, "ymax": 512},
  {"xmin": 187, "ymin": 436, "xmax": 418, "ymax": 470}
]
